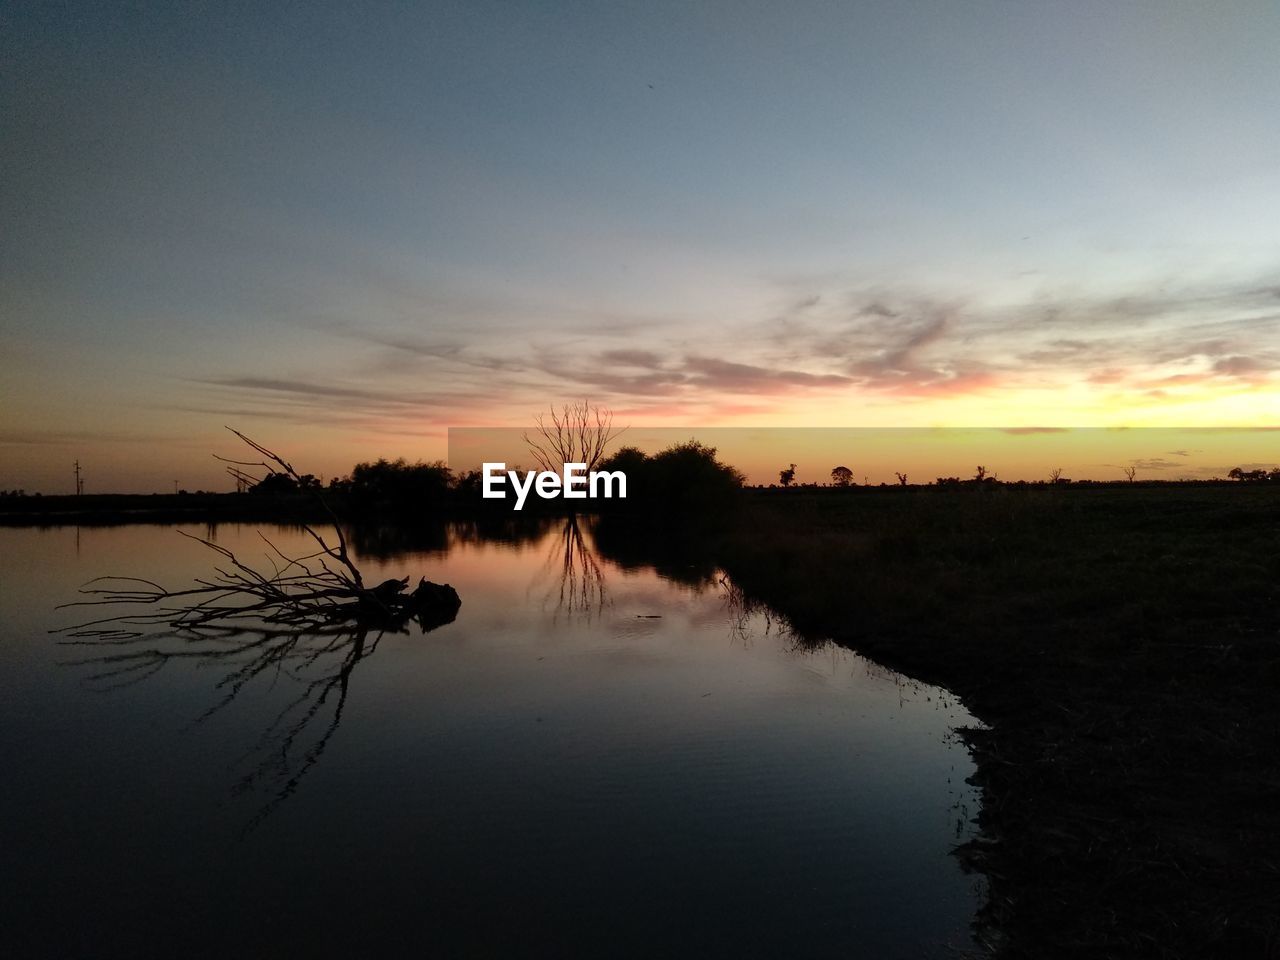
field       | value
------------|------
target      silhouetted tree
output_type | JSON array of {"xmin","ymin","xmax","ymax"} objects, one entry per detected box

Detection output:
[
  {"xmin": 1123, "ymin": 465, "xmax": 1137, "ymax": 482},
  {"xmin": 895, "ymin": 472, "xmax": 908, "ymax": 486},
  {"xmin": 338, "ymin": 458, "xmax": 452, "ymax": 509},
  {"xmin": 452, "ymin": 468, "xmax": 483, "ymax": 497},
  {"xmin": 595, "ymin": 440, "xmax": 744, "ymax": 515},
  {"xmin": 524, "ymin": 400, "xmax": 624, "ymax": 473},
  {"xmin": 830, "ymin": 465, "xmax": 853, "ymax": 487},
  {"xmin": 779, "ymin": 463, "xmax": 797, "ymax": 487},
  {"xmin": 250, "ymin": 471, "xmax": 301, "ymax": 495},
  {"xmin": 599, "ymin": 445, "xmax": 649, "ymax": 477},
  {"xmin": 1227, "ymin": 467, "xmax": 1278, "ymax": 482}
]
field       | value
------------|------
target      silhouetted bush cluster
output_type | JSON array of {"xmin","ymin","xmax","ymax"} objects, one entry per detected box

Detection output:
[
  {"xmin": 1228, "ymin": 466, "xmax": 1280, "ymax": 482},
  {"xmin": 249, "ymin": 472, "xmax": 321, "ymax": 494},
  {"xmin": 324, "ymin": 458, "xmax": 453, "ymax": 515},
  {"xmin": 596, "ymin": 440, "xmax": 745, "ymax": 516}
]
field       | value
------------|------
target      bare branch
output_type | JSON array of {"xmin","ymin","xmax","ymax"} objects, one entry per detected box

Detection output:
[{"xmin": 523, "ymin": 401, "xmax": 625, "ymax": 474}]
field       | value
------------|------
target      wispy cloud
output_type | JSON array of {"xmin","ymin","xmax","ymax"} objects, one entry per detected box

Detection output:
[{"xmin": 191, "ymin": 269, "xmax": 1280, "ymax": 434}]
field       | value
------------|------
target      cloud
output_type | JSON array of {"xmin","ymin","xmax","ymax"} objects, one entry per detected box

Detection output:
[
  {"xmin": 524, "ymin": 350, "xmax": 857, "ymax": 402},
  {"xmin": 194, "ymin": 268, "xmax": 1280, "ymax": 431},
  {"xmin": 191, "ymin": 376, "xmax": 494, "ymax": 433},
  {"xmin": 599, "ymin": 349, "xmax": 665, "ymax": 368},
  {"xmin": 682, "ymin": 356, "xmax": 853, "ymax": 391},
  {"xmin": 0, "ymin": 429, "xmax": 179, "ymax": 446},
  {"xmin": 757, "ymin": 297, "xmax": 1009, "ymax": 397},
  {"xmin": 203, "ymin": 377, "xmax": 421, "ymax": 403},
  {"xmin": 1212, "ymin": 355, "xmax": 1267, "ymax": 376}
]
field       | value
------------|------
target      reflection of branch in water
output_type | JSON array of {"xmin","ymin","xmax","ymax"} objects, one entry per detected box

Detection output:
[
  {"xmin": 223, "ymin": 624, "xmax": 377, "ymax": 832},
  {"xmin": 537, "ymin": 517, "xmax": 609, "ymax": 622},
  {"xmin": 59, "ymin": 613, "xmax": 454, "ymax": 832},
  {"xmin": 720, "ymin": 576, "xmax": 802, "ymax": 648}
]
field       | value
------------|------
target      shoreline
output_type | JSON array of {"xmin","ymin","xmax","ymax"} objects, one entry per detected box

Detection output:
[{"xmin": 712, "ymin": 485, "xmax": 1280, "ymax": 957}]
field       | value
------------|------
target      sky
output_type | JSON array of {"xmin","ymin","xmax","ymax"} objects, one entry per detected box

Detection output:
[{"xmin": 3, "ymin": 1, "xmax": 1279, "ymax": 491}]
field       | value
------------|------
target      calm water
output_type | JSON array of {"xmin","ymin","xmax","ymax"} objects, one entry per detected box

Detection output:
[{"xmin": 0, "ymin": 521, "xmax": 982, "ymax": 957}]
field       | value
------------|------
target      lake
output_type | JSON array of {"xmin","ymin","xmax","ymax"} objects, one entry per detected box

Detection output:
[{"xmin": 0, "ymin": 519, "xmax": 983, "ymax": 957}]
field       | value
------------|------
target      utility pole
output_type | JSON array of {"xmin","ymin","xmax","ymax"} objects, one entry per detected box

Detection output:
[
  {"xmin": 173, "ymin": 480, "xmax": 179, "ymax": 495},
  {"xmin": 74, "ymin": 460, "xmax": 83, "ymax": 496}
]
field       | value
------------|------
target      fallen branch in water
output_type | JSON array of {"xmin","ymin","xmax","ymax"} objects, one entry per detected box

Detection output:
[
  {"xmin": 50, "ymin": 430, "xmax": 462, "ymax": 829},
  {"xmin": 55, "ymin": 429, "xmax": 460, "ymax": 640}
]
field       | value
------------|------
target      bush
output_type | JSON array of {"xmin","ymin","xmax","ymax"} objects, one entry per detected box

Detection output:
[{"xmin": 596, "ymin": 440, "xmax": 745, "ymax": 516}]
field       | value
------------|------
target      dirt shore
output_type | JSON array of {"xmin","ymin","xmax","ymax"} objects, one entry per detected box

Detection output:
[{"xmin": 715, "ymin": 485, "xmax": 1280, "ymax": 958}]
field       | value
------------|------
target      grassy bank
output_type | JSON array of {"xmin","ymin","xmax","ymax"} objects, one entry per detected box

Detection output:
[{"xmin": 715, "ymin": 485, "xmax": 1280, "ymax": 957}]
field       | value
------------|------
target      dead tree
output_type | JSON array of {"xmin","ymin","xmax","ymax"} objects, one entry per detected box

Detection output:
[{"xmin": 523, "ymin": 401, "xmax": 624, "ymax": 473}]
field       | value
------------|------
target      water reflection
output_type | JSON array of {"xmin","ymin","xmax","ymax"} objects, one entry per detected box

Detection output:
[
  {"xmin": 345, "ymin": 515, "xmax": 558, "ymax": 559},
  {"xmin": 538, "ymin": 515, "xmax": 609, "ymax": 622},
  {"xmin": 590, "ymin": 513, "xmax": 723, "ymax": 585},
  {"xmin": 55, "ymin": 520, "xmax": 462, "ymax": 829},
  {"xmin": 62, "ymin": 617, "xmax": 458, "ymax": 830},
  {"xmin": 18, "ymin": 518, "xmax": 983, "ymax": 957},
  {"xmin": 52, "ymin": 517, "xmax": 754, "ymax": 826}
]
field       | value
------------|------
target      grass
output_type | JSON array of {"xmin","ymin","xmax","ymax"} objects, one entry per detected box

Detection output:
[{"xmin": 713, "ymin": 484, "xmax": 1280, "ymax": 958}]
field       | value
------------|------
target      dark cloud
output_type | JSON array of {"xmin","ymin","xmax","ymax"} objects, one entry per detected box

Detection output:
[
  {"xmin": 203, "ymin": 377, "xmax": 413, "ymax": 403},
  {"xmin": 682, "ymin": 356, "xmax": 853, "ymax": 391},
  {"xmin": 599, "ymin": 349, "xmax": 665, "ymax": 368},
  {"xmin": 527, "ymin": 351, "xmax": 855, "ymax": 399},
  {"xmin": 370, "ymin": 335, "xmax": 519, "ymax": 370},
  {"xmin": 760, "ymin": 298, "xmax": 1004, "ymax": 396},
  {"xmin": 0, "ymin": 429, "xmax": 175, "ymax": 446},
  {"xmin": 193, "ymin": 377, "xmax": 490, "ymax": 427},
  {"xmin": 1212, "ymin": 355, "xmax": 1267, "ymax": 376}
]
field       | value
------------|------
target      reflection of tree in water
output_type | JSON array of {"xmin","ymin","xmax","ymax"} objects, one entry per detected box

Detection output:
[
  {"xmin": 589, "ymin": 514, "xmax": 722, "ymax": 587},
  {"xmin": 61, "ymin": 611, "xmax": 455, "ymax": 831},
  {"xmin": 344, "ymin": 517, "xmax": 558, "ymax": 561},
  {"xmin": 536, "ymin": 516, "xmax": 609, "ymax": 621},
  {"xmin": 345, "ymin": 521, "xmax": 449, "ymax": 559},
  {"xmin": 450, "ymin": 515, "xmax": 560, "ymax": 550},
  {"xmin": 720, "ymin": 577, "xmax": 787, "ymax": 648}
]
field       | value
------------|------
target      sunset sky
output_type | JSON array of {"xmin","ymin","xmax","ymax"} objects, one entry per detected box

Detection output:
[{"xmin": 4, "ymin": 1, "xmax": 1279, "ymax": 491}]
